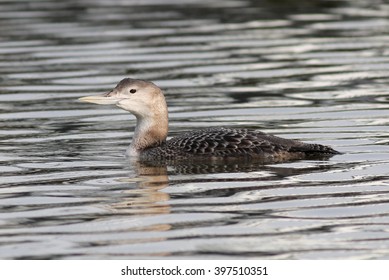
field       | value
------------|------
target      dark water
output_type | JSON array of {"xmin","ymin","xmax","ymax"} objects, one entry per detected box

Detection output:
[{"xmin": 1, "ymin": 0, "xmax": 389, "ymax": 259}]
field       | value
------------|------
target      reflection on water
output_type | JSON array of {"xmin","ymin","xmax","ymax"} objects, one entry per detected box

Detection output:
[{"xmin": 1, "ymin": 0, "xmax": 389, "ymax": 259}]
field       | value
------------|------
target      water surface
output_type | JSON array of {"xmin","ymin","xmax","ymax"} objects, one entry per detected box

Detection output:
[{"xmin": 1, "ymin": 0, "xmax": 389, "ymax": 259}]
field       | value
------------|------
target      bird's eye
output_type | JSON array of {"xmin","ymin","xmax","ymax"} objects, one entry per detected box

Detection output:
[{"xmin": 130, "ymin": 89, "xmax": 136, "ymax": 94}]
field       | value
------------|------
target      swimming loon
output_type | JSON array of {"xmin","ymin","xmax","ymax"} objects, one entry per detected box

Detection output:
[{"xmin": 79, "ymin": 78, "xmax": 339, "ymax": 162}]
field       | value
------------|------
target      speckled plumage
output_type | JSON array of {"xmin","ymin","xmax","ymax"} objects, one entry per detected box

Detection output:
[
  {"xmin": 139, "ymin": 127, "xmax": 339, "ymax": 162},
  {"xmin": 79, "ymin": 78, "xmax": 340, "ymax": 163}
]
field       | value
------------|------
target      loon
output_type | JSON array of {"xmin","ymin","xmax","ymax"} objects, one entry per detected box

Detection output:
[{"xmin": 79, "ymin": 78, "xmax": 339, "ymax": 162}]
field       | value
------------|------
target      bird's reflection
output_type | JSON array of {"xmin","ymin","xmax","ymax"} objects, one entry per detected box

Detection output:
[
  {"xmin": 112, "ymin": 155, "xmax": 337, "ymax": 214},
  {"xmin": 107, "ymin": 156, "xmax": 338, "ymax": 258},
  {"xmin": 133, "ymin": 153, "xmax": 337, "ymax": 177},
  {"xmin": 111, "ymin": 161, "xmax": 170, "ymax": 217}
]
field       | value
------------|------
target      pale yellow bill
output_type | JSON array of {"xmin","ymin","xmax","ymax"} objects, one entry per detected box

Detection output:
[{"xmin": 78, "ymin": 95, "xmax": 121, "ymax": 105}]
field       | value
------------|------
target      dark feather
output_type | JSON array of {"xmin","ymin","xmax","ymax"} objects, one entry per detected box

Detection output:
[{"xmin": 140, "ymin": 127, "xmax": 340, "ymax": 162}]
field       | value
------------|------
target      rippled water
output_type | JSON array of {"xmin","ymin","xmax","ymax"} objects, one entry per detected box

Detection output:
[{"xmin": 1, "ymin": 0, "xmax": 389, "ymax": 259}]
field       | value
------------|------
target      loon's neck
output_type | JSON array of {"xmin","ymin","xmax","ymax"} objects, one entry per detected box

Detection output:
[{"xmin": 127, "ymin": 113, "xmax": 168, "ymax": 157}]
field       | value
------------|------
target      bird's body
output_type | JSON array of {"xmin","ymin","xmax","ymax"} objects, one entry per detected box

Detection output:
[
  {"xmin": 79, "ymin": 78, "xmax": 339, "ymax": 163},
  {"xmin": 137, "ymin": 127, "xmax": 338, "ymax": 162}
]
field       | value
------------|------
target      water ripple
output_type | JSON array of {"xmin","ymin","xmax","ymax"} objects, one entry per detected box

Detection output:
[{"xmin": 1, "ymin": 0, "xmax": 389, "ymax": 260}]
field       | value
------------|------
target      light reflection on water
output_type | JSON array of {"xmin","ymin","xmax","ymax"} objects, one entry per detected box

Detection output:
[{"xmin": 1, "ymin": 0, "xmax": 389, "ymax": 259}]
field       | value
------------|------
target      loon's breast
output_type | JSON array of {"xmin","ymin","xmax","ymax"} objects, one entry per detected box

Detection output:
[{"xmin": 139, "ymin": 127, "xmax": 339, "ymax": 162}]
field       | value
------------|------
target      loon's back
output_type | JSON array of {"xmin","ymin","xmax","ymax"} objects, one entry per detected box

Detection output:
[{"xmin": 140, "ymin": 127, "xmax": 339, "ymax": 162}]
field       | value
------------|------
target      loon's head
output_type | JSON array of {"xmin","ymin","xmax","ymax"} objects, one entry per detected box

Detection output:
[
  {"xmin": 79, "ymin": 78, "xmax": 169, "ymax": 156},
  {"xmin": 79, "ymin": 78, "xmax": 167, "ymax": 119}
]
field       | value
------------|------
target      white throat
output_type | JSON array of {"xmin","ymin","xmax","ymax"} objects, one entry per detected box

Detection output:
[
  {"xmin": 126, "ymin": 112, "xmax": 168, "ymax": 158},
  {"xmin": 127, "ymin": 117, "xmax": 153, "ymax": 157}
]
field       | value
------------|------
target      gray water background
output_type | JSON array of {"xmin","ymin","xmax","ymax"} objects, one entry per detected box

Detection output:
[{"xmin": 1, "ymin": 0, "xmax": 389, "ymax": 259}]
